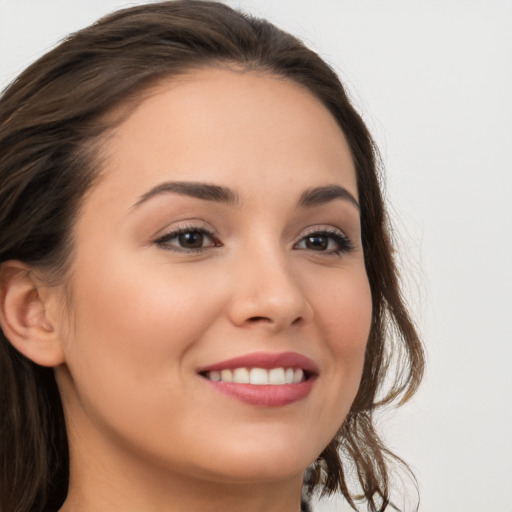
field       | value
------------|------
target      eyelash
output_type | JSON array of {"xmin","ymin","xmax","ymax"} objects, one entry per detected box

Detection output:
[
  {"xmin": 153, "ymin": 224, "xmax": 221, "ymax": 253},
  {"xmin": 153, "ymin": 224, "xmax": 354, "ymax": 255},
  {"xmin": 293, "ymin": 227, "xmax": 354, "ymax": 255}
]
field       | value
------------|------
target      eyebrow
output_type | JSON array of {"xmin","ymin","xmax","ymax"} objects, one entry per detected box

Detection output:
[
  {"xmin": 132, "ymin": 181, "xmax": 359, "ymax": 211},
  {"xmin": 298, "ymin": 185, "xmax": 359, "ymax": 210},
  {"xmin": 132, "ymin": 181, "xmax": 240, "ymax": 209}
]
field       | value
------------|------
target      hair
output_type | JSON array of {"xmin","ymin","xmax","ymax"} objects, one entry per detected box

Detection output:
[{"xmin": 0, "ymin": 2, "xmax": 424, "ymax": 511}]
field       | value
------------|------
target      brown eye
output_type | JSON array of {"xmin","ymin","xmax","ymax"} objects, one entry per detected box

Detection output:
[
  {"xmin": 178, "ymin": 231, "xmax": 205, "ymax": 249},
  {"xmin": 294, "ymin": 229, "xmax": 354, "ymax": 255},
  {"xmin": 154, "ymin": 227, "xmax": 219, "ymax": 252},
  {"xmin": 304, "ymin": 235, "xmax": 328, "ymax": 251}
]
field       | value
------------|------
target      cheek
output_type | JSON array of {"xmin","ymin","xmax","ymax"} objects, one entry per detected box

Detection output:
[
  {"xmin": 71, "ymin": 251, "xmax": 217, "ymax": 339},
  {"xmin": 315, "ymin": 267, "xmax": 372, "ymax": 351},
  {"xmin": 58, "ymin": 257, "xmax": 234, "ymax": 459},
  {"xmin": 62, "ymin": 255, "xmax": 226, "ymax": 403},
  {"xmin": 311, "ymin": 267, "xmax": 372, "ymax": 400}
]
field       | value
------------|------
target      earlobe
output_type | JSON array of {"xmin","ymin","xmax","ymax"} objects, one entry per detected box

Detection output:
[{"xmin": 0, "ymin": 261, "xmax": 66, "ymax": 367}]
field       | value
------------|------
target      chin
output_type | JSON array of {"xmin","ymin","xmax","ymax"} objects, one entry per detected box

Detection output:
[{"xmin": 192, "ymin": 436, "xmax": 322, "ymax": 484}]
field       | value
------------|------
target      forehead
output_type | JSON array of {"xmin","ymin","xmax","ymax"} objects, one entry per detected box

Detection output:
[{"xmin": 91, "ymin": 67, "xmax": 357, "ymax": 207}]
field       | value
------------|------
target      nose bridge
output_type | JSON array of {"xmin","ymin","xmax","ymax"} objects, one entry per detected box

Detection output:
[{"xmin": 227, "ymin": 237, "xmax": 311, "ymax": 329}]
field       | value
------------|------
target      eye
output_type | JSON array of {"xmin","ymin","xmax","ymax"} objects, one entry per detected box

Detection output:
[
  {"xmin": 153, "ymin": 226, "xmax": 220, "ymax": 252},
  {"xmin": 294, "ymin": 228, "xmax": 353, "ymax": 255}
]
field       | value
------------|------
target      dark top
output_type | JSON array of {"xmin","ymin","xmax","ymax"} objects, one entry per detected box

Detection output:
[{"xmin": 301, "ymin": 497, "xmax": 312, "ymax": 512}]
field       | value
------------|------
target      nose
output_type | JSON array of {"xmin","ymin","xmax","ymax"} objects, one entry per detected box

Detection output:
[{"xmin": 226, "ymin": 246, "xmax": 313, "ymax": 332}]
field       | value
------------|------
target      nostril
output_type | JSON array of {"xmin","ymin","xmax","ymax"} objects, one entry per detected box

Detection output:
[
  {"xmin": 247, "ymin": 316, "xmax": 271, "ymax": 323},
  {"xmin": 245, "ymin": 315, "xmax": 303, "ymax": 327}
]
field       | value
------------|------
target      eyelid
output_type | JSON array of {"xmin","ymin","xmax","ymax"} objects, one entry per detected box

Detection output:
[
  {"xmin": 151, "ymin": 221, "xmax": 354, "ymax": 255},
  {"xmin": 153, "ymin": 221, "xmax": 221, "ymax": 252},
  {"xmin": 296, "ymin": 225, "xmax": 350, "ymax": 241},
  {"xmin": 293, "ymin": 225, "xmax": 354, "ymax": 254}
]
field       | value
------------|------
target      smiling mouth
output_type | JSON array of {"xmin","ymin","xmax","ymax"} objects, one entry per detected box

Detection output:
[
  {"xmin": 197, "ymin": 352, "xmax": 319, "ymax": 406},
  {"xmin": 201, "ymin": 367, "xmax": 308, "ymax": 385}
]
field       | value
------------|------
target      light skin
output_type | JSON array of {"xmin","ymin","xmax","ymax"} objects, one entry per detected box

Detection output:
[{"xmin": 0, "ymin": 68, "xmax": 372, "ymax": 512}]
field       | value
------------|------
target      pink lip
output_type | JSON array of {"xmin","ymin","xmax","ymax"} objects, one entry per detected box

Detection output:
[
  {"xmin": 197, "ymin": 352, "xmax": 318, "ymax": 407},
  {"xmin": 197, "ymin": 351, "xmax": 319, "ymax": 374}
]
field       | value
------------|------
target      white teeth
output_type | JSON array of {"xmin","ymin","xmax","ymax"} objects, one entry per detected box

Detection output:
[
  {"xmin": 233, "ymin": 367, "xmax": 250, "ymax": 384},
  {"xmin": 293, "ymin": 368, "xmax": 304, "ymax": 384},
  {"xmin": 268, "ymin": 367, "xmax": 286, "ymax": 385},
  {"xmin": 209, "ymin": 370, "xmax": 221, "ymax": 382},
  {"xmin": 220, "ymin": 369, "xmax": 233, "ymax": 382},
  {"xmin": 206, "ymin": 367, "xmax": 308, "ymax": 384},
  {"xmin": 250, "ymin": 368, "xmax": 269, "ymax": 385}
]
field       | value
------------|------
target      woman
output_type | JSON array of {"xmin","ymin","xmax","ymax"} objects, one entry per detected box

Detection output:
[{"xmin": 0, "ymin": 2, "xmax": 424, "ymax": 511}]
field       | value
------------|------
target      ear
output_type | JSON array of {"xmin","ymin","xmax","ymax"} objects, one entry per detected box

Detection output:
[{"xmin": 0, "ymin": 261, "xmax": 66, "ymax": 367}]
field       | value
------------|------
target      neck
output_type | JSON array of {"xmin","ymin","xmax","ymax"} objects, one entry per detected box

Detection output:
[
  {"xmin": 61, "ymin": 472, "xmax": 304, "ymax": 512},
  {"xmin": 59, "ymin": 427, "xmax": 305, "ymax": 512}
]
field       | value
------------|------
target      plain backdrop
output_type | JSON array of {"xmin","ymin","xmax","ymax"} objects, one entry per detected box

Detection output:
[{"xmin": 1, "ymin": 1, "xmax": 511, "ymax": 511}]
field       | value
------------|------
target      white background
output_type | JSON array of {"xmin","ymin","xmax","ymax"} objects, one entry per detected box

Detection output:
[{"xmin": 1, "ymin": 1, "xmax": 511, "ymax": 511}]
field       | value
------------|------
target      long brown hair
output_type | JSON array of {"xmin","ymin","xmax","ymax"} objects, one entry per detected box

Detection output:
[{"xmin": 0, "ymin": 2, "xmax": 424, "ymax": 511}]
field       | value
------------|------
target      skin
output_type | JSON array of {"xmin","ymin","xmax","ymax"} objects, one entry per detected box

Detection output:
[{"xmin": 47, "ymin": 68, "xmax": 373, "ymax": 512}]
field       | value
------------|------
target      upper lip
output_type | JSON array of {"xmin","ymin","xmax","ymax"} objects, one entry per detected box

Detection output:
[{"xmin": 197, "ymin": 351, "xmax": 319, "ymax": 375}]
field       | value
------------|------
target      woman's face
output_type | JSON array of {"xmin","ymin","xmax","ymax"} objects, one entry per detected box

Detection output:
[{"xmin": 55, "ymin": 68, "xmax": 372, "ymax": 485}]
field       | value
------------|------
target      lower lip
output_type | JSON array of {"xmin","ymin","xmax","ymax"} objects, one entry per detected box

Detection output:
[{"xmin": 203, "ymin": 378, "xmax": 316, "ymax": 407}]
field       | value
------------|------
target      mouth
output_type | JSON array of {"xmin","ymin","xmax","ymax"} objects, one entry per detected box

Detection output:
[
  {"xmin": 197, "ymin": 352, "xmax": 318, "ymax": 407},
  {"xmin": 200, "ymin": 367, "xmax": 309, "ymax": 385}
]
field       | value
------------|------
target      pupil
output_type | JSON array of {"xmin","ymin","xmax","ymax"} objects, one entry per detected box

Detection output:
[
  {"xmin": 179, "ymin": 231, "xmax": 203, "ymax": 248},
  {"xmin": 306, "ymin": 235, "xmax": 327, "ymax": 251}
]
